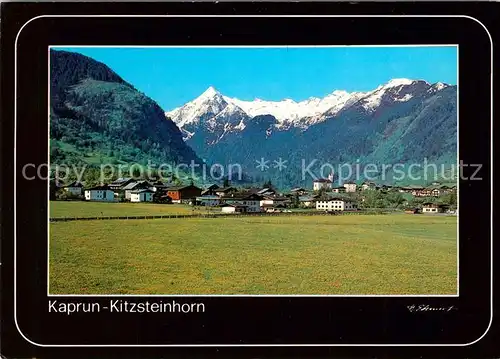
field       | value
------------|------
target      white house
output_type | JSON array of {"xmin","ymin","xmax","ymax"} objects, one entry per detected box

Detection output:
[
  {"xmin": 316, "ymin": 198, "xmax": 358, "ymax": 211},
  {"xmin": 343, "ymin": 182, "xmax": 357, "ymax": 193},
  {"xmin": 224, "ymin": 193, "xmax": 263, "ymax": 213},
  {"xmin": 64, "ymin": 181, "xmax": 84, "ymax": 196},
  {"xmin": 122, "ymin": 180, "xmax": 153, "ymax": 199},
  {"xmin": 221, "ymin": 204, "xmax": 247, "ymax": 214},
  {"xmin": 109, "ymin": 177, "xmax": 134, "ymax": 191},
  {"xmin": 130, "ymin": 189, "xmax": 154, "ymax": 202},
  {"xmin": 313, "ymin": 178, "xmax": 332, "ymax": 191},
  {"xmin": 260, "ymin": 195, "xmax": 288, "ymax": 208},
  {"xmin": 422, "ymin": 203, "xmax": 448, "ymax": 214},
  {"xmin": 84, "ymin": 185, "xmax": 115, "ymax": 202},
  {"xmin": 361, "ymin": 181, "xmax": 376, "ymax": 191}
]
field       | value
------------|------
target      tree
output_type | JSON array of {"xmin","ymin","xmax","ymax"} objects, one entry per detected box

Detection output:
[
  {"xmin": 263, "ymin": 179, "xmax": 273, "ymax": 189},
  {"xmin": 317, "ymin": 187, "xmax": 330, "ymax": 200},
  {"xmin": 439, "ymin": 191, "xmax": 457, "ymax": 209},
  {"xmin": 56, "ymin": 190, "xmax": 82, "ymax": 201},
  {"xmin": 223, "ymin": 178, "xmax": 230, "ymax": 187},
  {"xmin": 386, "ymin": 192, "xmax": 405, "ymax": 208}
]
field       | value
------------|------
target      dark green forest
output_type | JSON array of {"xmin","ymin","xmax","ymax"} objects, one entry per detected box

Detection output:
[{"xmin": 50, "ymin": 50, "xmax": 200, "ymax": 168}]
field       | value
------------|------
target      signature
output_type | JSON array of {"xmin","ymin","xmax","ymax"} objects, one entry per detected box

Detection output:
[{"xmin": 407, "ymin": 304, "xmax": 457, "ymax": 313}]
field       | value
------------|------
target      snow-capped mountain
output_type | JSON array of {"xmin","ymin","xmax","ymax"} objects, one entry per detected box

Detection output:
[
  {"xmin": 164, "ymin": 78, "xmax": 456, "ymax": 188},
  {"xmin": 165, "ymin": 78, "xmax": 450, "ymax": 136}
]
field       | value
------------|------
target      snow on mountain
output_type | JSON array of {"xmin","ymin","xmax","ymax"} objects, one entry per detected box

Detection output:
[
  {"xmin": 166, "ymin": 86, "xmax": 243, "ymax": 127},
  {"xmin": 354, "ymin": 78, "xmax": 429, "ymax": 112},
  {"xmin": 165, "ymin": 79, "xmax": 451, "ymax": 134},
  {"xmin": 428, "ymin": 82, "xmax": 449, "ymax": 93}
]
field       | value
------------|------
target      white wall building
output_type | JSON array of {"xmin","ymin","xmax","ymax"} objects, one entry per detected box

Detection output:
[
  {"xmin": 343, "ymin": 182, "xmax": 357, "ymax": 193},
  {"xmin": 313, "ymin": 179, "xmax": 332, "ymax": 191},
  {"xmin": 84, "ymin": 185, "xmax": 115, "ymax": 202},
  {"xmin": 130, "ymin": 189, "xmax": 154, "ymax": 202},
  {"xmin": 224, "ymin": 194, "xmax": 263, "ymax": 213},
  {"xmin": 316, "ymin": 199, "xmax": 358, "ymax": 211}
]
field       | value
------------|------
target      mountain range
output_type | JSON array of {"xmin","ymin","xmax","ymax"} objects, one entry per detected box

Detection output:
[
  {"xmin": 166, "ymin": 79, "xmax": 457, "ymax": 187},
  {"xmin": 49, "ymin": 49, "xmax": 457, "ymax": 189}
]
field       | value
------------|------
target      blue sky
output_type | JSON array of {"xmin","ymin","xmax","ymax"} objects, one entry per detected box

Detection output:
[{"xmin": 54, "ymin": 46, "xmax": 457, "ymax": 111}]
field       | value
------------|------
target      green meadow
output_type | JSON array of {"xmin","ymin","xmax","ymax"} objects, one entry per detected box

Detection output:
[
  {"xmin": 50, "ymin": 201, "xmax": 219, "ymax": 218},
  {"xmin": 49, "ymin": 213, "xmax": 457, "ymax": 295}
]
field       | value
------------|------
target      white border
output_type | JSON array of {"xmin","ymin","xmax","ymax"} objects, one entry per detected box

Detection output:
[{"xmin": 14, "ymin": 15, "xmax": 492, "ymax": 347}]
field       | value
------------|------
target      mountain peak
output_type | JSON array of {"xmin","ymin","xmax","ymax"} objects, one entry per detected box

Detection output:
[
  {"xmin": 199, "ymin": 86, "xmax": 220, "ymax": 99},
  {"xmin": 384, "ymin": 78, "xmax": 415, "ymax": 88},
  {"xmin": 432, "ymin": 82, "xmax": 449, "ymax": 90}
]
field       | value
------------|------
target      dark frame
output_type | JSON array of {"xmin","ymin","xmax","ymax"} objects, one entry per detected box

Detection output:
[{"xmin": 1, "ymin": 2, "xmax": 495, "ymax": 357}]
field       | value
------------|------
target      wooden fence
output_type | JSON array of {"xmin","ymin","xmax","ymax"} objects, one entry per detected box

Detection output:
[{"xmin": 50, "ymin": 209, "xmax": 397, "ymax": 222}]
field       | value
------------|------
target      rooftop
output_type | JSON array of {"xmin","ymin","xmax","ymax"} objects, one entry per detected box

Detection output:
[
  {"xmin": 166, "ymin": 185, "xmax": 199, "ymax": 191},
  {"xmin": 130, "ymin": 189, "xmax": 155, "ymax": 194},
  {"xmin": 314, "ymin": 178, "xmax": 332, "ymax": 183},
  {"xmin": 110, "ymin": 177, "xmax": 132, "ymax": 184},
  {"xmin": 85, "ymin": 184, "xmax": 111, "ymax": 191}
]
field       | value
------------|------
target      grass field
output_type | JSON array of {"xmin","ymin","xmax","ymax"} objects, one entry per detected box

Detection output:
[
  {"xmin": 50, "ymin": 201, "xmax": 219, "ymax": 218},
  {"xmin": 49, "ymin": 213, "xmax": 457, "ymax": 295}
]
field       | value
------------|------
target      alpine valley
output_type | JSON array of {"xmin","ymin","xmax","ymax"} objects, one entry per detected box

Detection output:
[
  {"xmin": 166, "ymin": 79, "xmax": 457, "ymax": 188},
  {"xmin": 49, "ymin": 50, "xmax": 457, "ymax": 189}
]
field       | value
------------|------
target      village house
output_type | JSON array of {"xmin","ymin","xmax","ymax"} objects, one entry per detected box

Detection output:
[
  {"xmin": 167, "ymin": 184, "xmax": 202, "ymax": 204},
  {"xmin": 130, "ymin": 188, "xmax": 155, "ymax": 203},
  {"xmin": 316, "ymin": 197, "xmax": 358, "ymax": 212},
  {"xmin": 84, "ymin": 184, "xmax": 115, "ymax": 202},
  {"xmin": 153, "ymin": 189, "xmax": 173, "ymax": 204},
  {"xmin": 215, "ymin": 186, "xmax": 238, "ymax": 197},
  {"xmin": 195, "ymin": 195, "xmax": 221, "ymax": 207},
  {"xmin": 257, "ymin": 187, "xmax": 277, "ymax": 196},
  {"xmin": 343, "ymin": 181, "xmax": 357, "ymax": 193},
  {"xmin": 430, "ymin": 187, "xmax": 442, "ymax": 197},
  {"xmin": 426, "ymin": 184, "xmax": 456, "ymax": 197},
  {"xmin": 313, "ymin": 178, "xmax": 332, "ymax": 191},
  {"xmin": 361, "ymin": 181, "xmax": 376, "ymax": 191},
  {"xmin": 415, "ymin": 188, "xmax": 433, "ymax": 197},
  {"xmin": 224, "ymin": 193, "xmax": 263, "ymax": 212},
  {"xmin": 64, "ymin": 181, "xmax": 84, "ymax": 196},
  {"xmin": 260, "ymin": 194, "xmax": 289, "ymax": 208},
  {"xmin": 221, "ymin": 204, "xmax": 247, "ymax": 214},
  {"xmin": 122, "ymin": 180, "xmax": 153, "ymax": 200},
  {"xmin": 399, "ymin": 185, "xmax": 421, "ymax": 194},
  {"xmin": 109, "ymin": 177, "xmax": 134, "ymax": 191},
  {"xmin": 290, "ymin": 187, "xmax": 308, "ymax": 196},
  {"xmin": 150, "ymin": 180, "xmax": 171, "ymax": 192},
  {"xmin": 201, "ymin": 184, "xmax": 220, "ymax": 196},
  {"xmin": 422, "ymin": 202, "xmax": 449, "ymax": 214}
]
